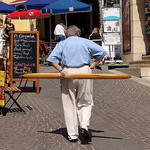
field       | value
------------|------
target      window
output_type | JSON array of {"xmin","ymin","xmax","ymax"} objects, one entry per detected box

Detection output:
[{"xmin": 104, "ymin": 0, "xmax": 120, "ymax": 8}]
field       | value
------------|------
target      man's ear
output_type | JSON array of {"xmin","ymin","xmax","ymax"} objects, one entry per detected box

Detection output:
[{"xmin": 78, "ymin": 33, "xmax": 80, "ymax": 37}]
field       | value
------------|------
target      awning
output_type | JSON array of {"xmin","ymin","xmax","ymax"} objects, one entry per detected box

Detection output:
[
  {"xmin": 0, "ymin": 1, "xmax": 16, "ymax": 14},
  {"xmin": 17, "ymin": 0, "xmax": 58, "ymax": 10},
  {"xmin": 41, "ymin": 0, "xmax": 91, "ymax": 15},
  {"xmin": 9, "ymin": 10, "xmax": 50, "ymax": 19},
  {"xmin": 9, "ymin": 0, "xmax": 27, "ymax": 6}
]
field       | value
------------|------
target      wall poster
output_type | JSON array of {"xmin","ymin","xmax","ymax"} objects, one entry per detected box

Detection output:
[
  {"xmin": 122, "ymin": 0, "xmax": 131, "ymax": 52},
  {"xmin": 103, "ymin": 21, "xmax": 121, "ymax": 32},
  {"xmin": 103, "ymin": 33, "xmax": 121, "ymax": 45},
  {"xmin": 102, "ymin": 8, "xmax": 120, "ymax": 20}
]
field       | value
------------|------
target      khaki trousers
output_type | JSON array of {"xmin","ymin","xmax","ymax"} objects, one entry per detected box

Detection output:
[{"xmin": 61, "ymin": 65, "xmax": 93, "ymax": 139}]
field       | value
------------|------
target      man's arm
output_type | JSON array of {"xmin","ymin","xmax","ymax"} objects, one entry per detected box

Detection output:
[
  {"xmin": 54, "ymin": 34, "xmax": 56, "ymax": 41},
  {"xmin": 50, "ymin": 62, "xmax": 62, "ymax": 72},
  {"xmin": 88, "ymin": 40, "xmax": 108, "ymax": 70},
  {"xmin": 90, "ymin": 58, "xmax": 103, "ymax": 70},
  {"xmin": 50, "ymin": 62, "xmax": 68, "ymax": 78}
]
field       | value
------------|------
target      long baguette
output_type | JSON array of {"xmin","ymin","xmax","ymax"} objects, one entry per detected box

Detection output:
[{"xmin": 23, "ymin": 73, "xmax": 131, "ymax": 79}]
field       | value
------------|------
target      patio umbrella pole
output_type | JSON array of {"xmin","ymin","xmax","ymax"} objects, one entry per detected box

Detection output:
[
  {"xmin": 90, "ymin": 9, "xmax": 93, "ymax": 33},
  {"xmin": 65, "ymin": 13, "xmax": 68, "ymax": 28},
  {"xmin": 29, "ymin": 19, "xmax": 32, "ymax": 31},
  {"xmin": 49, "ymin": 15, "xmax": 52, "ymax": 51}
]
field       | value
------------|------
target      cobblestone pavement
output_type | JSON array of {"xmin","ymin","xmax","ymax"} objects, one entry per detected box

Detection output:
[{"xmin": 0, "ymin": 66, "xmax": 150, "ymax": 150}]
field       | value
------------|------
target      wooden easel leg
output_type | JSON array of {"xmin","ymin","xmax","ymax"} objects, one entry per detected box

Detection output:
[
  {"xmin": 33, "ymin": 81, "xmax": 35, "ymax": 91},
  {"xmin": 33, "ymin": 81, "xmax": 39, "ymax": 94},
  {"xmin": 10, "ymin": 79, "xmax": 13, "ymax": 94},
  {"xmin": 36, "ymin": 79, "xmax": 39, "ymax": 94}
]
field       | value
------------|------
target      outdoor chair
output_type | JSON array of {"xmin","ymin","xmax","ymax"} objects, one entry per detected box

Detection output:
[
  {"xmin": 40, "ymin": 42, "xmax": 50, "ymax": 56},
  {"xmin": 1, "ymin": 67, "xmax": 30, "ymax": 116},
  {"xmin": 39, "ymin": 45, "xmax": 45, "ymax": 65},
  {"xmin": 40, "ymin": 42, "xmax": 50, "ymax": 65}
]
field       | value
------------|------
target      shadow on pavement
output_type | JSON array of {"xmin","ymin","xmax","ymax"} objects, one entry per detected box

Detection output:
[
  {"xmin": 38, "ymin": 128, "xmax": 68, "ymax": 140},
  {"xmin": 1, "ymin": 105, "xmax": 33, "ymax": 116},
  {"xmin": 38, "ymin": 128, "xmax": 122, "ymax": 144},
  {"xmin": 92, "ymin": 135, "xmax": 123, "ymax": 140}
]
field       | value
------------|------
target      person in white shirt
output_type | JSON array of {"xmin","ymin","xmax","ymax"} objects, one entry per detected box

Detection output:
[{"xmin": 54, "ymin": 19, "xmax": 66, "ymax": 42}]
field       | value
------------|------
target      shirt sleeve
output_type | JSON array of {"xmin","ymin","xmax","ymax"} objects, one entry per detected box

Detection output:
[
  {"xmin": 54, "ymin": 24, "xmax": 58, "ymax": 35},
  {"xmin": 88, "ymin": 40, "xmax": 108, "ymax": 60},
  {"xmin": 47, "ymin": 42, "xmax": 63, "ymax": 64}
]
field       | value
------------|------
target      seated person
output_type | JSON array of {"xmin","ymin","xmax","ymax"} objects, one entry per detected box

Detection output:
[{"xmin": 89, "ymin": 27, "xmax": 101, "ymax": 40}]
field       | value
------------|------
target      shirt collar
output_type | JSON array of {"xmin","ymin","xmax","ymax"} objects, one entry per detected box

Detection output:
[{"xmin": 68, "ymin": 36, "xmax": 78, "ymax": 39}]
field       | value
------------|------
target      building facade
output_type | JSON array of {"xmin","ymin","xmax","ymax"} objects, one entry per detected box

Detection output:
[
  {"xmin": 1, "ymin": 0, "xmax": 149, "ymax": 65},
  {"xmin": 123, "ymin": 0, "xmax": 150, "ymax": 64},
  {"xmin": 0, "ymin": 0, "xmax": 32, "ymax": 32},
  {"xmin": 100, "ymin": 0, "xmax": 150, "ymax": 64}
]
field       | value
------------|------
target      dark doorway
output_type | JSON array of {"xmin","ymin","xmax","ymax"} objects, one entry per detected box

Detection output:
[
  {"xmin": 44, "ymin": 16, "xmax": 55, "ymax": 42},
  {"xmin": 43, "ymin": 0, "xmax": 100, "ymax": 40},
  {"xmin": 80, "ymin": 0, "xmax": 100, "ymax": 29},
  {"xmin": 67, "ymin": 0, "xmax": 100, "ymax": 38},
  {"xmin": 67, "ymin": 12, "xmax": 90, "ymax": 38}
]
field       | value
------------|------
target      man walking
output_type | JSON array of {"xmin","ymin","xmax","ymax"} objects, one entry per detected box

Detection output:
[{"xmin": 47, "ymin": 25, "xmax": 107, "ymax": 143}]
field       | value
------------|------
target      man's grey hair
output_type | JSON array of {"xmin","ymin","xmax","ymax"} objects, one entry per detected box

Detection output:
[{"xmin": 66, "ymin": 25, "xmax": 81, "ymax": 37}]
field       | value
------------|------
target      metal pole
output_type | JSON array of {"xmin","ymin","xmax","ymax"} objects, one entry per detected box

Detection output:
[
  {"xmin": 49, "ymin": 15, "xmax": 52, "ymax": 51},
  {"xmin": 29, "ymin": 19, "xmax": 32, "ymax": 31},
  {"xmin": 99, "ymin": 0, "xmax": 102, "ymax": 35},
  {"xmin": 90, "ymin": 8, "xmax": 93, "ymax": 33},
  {"xmin": 109, "ymin": 45, "xmax": 111, "ymax": 60},
  {"xmin": 65, "ymin": 13, "xmax": 68, "ymax": 28},
  {"xmin": 112, "ymin": 45, "xmax": 115, "ymax": 62}
]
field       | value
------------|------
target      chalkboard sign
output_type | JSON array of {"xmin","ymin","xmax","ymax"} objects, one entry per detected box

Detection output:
[
  {"xmin": 10, "ymin": 31, "xmax": 39, "ymax": 93},
  {"xmin": 12, "ymin": 32, "xmax": 37, "ymax": 78}
]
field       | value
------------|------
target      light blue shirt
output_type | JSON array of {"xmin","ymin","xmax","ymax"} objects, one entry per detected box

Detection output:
[{"xmin": 47, "ymin": 36, "xmax": 107, "ymax": 67}]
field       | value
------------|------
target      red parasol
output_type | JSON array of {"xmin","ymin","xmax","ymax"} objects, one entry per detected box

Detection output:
[{"xmin": 9, "ymin": 10, "xmax": 50, "ymax": 19}]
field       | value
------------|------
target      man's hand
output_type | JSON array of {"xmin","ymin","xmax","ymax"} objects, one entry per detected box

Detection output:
[
  {"xmin": 90, "ymin": 64, "xmax": 95, "ymax": 70},
  {"xmin": 90, "ymin": 58, "xmax": 103, "ymax": 70},
  {"xmin": 60, "ymin": 69, "xmax": 68, "ymax": 78}
]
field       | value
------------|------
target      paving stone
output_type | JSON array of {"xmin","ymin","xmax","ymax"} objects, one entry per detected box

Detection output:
[{"xmin": 0, "ymin": 66, "xmax": 150, "ymax": 150}]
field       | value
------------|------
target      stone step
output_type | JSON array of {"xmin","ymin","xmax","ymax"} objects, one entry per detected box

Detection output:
[
  {"xmin": 99, "ymin": 64, "xmax": 129, "ymax": 70},
  {"xmin": 115, "ymin": 67, "xmax": 141, "ymax": 77},
  {"xmin": 129, "ymin": 60, "xmax": 150, "ymax": 67},
  {"xmin": 142, "ymin": 55, "xmax": 150, "ymax": 60},
  {"xmin": 116, "ymin": 67, "xmax": 150, "ymax": 79}
]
